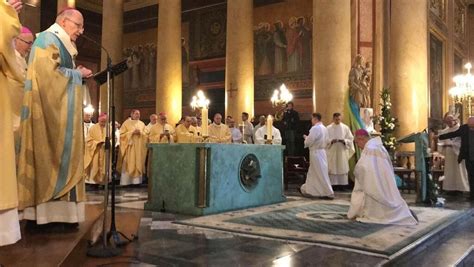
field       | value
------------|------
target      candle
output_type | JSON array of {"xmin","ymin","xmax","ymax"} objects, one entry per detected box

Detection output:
[
  {"xmin": 266, "ymin": 115, "xmax": 273, "ymax": 141},
  {"xmin": 202, "ymin": 107, "xmax": 208, "ymax": 137}
]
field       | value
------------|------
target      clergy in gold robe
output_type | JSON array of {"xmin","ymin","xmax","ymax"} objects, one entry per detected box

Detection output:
[
  {"xmin": 174, "ymin": 116, "xmax": 199, "ymax": 143},
  {"xmin": 0, "ymin": 0, "xmax": 22, "ymax": 246},
  {"xmin": 10, "ymin": 26, "xmax": 33, "ymax": 136},
  {"xmin": 84, "ymin": 113, "xmax": 108, "ymax": 184},
  {"xmin": 119, "ymin": 109, "xmax": 148, "ymax": 185},
  {"xmin": 208, "ymin": 113, "xmax": 231, "ymax": 143},
  {"xmin": 17, "ymin": 9, "xmax": 93, "ymax": 226},
  {"xmin": 148, "ymin": 112, "xmax": 174, "ymax": 144},
  {"xmin": 191, "ymin": 116, "xmax": 203, "ymax": 143}
]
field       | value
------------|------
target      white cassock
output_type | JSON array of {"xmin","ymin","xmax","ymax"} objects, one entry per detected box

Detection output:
[
  {"xmin": 348, "ymin": 137, "xmax": 418, "ymax": 225},
  {"xmin": 242, "ymin": 121, "xmax": 254, "ymax": 144},
  {"xmin": 254, "ymin": 126, "xmax": 282, "ymax": 145},
  {"xmin": 326, "ymin": 122, "xmax": 355, "ymax": 185},
  {"xmin": 300, "ymin": 122, "xmax": 334, "ymax": 197},
  {"xmin": 438, "ymin": 125, "xmax": 470, "ymax": 192},
  {"xmin": 231, "ymin": 127, "xmax": 243, "ymax": 143},
  {"xmin": 84, "ymin": 121, "xmax": 94, "ymax": 138}
]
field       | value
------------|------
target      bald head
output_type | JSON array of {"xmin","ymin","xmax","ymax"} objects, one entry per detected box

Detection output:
[
  {"xmin": 56, "ymin": 9, "xmax": 84, "ymax": 42},
  {"xmin": 214, "ymin": 113, "xmax": 222, "ymax": 125}
]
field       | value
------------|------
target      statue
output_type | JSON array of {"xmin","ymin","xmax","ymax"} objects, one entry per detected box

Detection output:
[{"xmin": 349, "ymin": 54, "xmax": 372, "ymax": 108}]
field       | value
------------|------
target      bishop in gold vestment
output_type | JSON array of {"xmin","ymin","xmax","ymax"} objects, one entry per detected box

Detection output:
[
  {"xmin": 119, "ymin": 110, "xmax": 148, "ymax": 185},
  {"xmin": 84, "ymin": 114, "xmax": 108, "ymax": 184}
]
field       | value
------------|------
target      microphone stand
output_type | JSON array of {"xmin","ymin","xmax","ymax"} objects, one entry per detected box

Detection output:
[{"xmin": 84, "ymin": 35, "xmax": 133, "ymax": 258}]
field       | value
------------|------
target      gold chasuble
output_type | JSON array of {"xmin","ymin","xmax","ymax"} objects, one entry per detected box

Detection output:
[
  {"xmin": 0, "ymin": 1, "xmax": 22, "ymax": 246},
  {"xmin": 119, "ymin": 119, "xmax": 148, "ymax": 185},
  {"xmin": 84, "ymin": 124, "xmax": 106, "ymax": 184},
  {"xmin": 17, "ymin": 24, "xmax": 86, "ymax": 224},
  {"xmin": 174, "ymin": 124, "xmax": 199, "ymax": 143},
  {"xmin": 208, "ymin": 123, "xmax": 232, "ymax": 143},
  {"xmin": 148, "ymin": 123, "xmax": 175, "ymax": 143}
]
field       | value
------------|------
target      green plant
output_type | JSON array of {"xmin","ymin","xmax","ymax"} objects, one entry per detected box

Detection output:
[{"xmin": 373, "ymin": 88, "xmax": 398, "ymax": 152}]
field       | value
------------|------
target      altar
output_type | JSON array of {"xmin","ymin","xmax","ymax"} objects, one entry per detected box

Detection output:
[{"xmin": 145, "ymin": 144, "xmax": 286, "ymax": 216}]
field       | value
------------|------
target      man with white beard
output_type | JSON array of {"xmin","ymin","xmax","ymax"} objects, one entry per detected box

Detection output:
[
  {"xmin": 326, "ymin": 113, "xmax": 355, "ymax": 190},
  {"xmin": 300, "ymin": 113, "xmax": 334, "ymax": 199},
  {"xmin": 348, "ymin": 129, "xmax": 418, "ymax": 225},
  {"xmin": 438, "ymin": 114, "xmax": 470, "ymax": 193}
]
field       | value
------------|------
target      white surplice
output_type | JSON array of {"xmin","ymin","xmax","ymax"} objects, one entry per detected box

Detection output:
[
  {"xmin": 326, "ymin": 122, "xmax": 355, "ymax": 185},
  {"xmin": 348, "ymin": 137, "xmax": 418, "ymax": 225},
  {"xmin": 300, "ymin": 122, "xmax": 334, "ymax": 197},
  {"xmin": 438, "ymin": 125, "xmax": 470, "ymax": 192},
  {"xmin": 231, "ymin": 127, "xmax": 243, "ymax": 143},
  {"xmin": 254, "ymin": 126, "xmax": 282, "ymax": 145}
]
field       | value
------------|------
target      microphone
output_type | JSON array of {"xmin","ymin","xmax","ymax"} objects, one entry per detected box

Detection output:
[{"xmin": 81, "ymin": 34, "xmax": 111, "ymax": 65}]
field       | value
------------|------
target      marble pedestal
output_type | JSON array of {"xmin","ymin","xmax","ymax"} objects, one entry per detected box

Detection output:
[{"xmin": 145, "ymin": 144, "xmax": 286, "ymax": 215}]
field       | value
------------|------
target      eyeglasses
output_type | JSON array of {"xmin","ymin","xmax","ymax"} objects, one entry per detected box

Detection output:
[
  {"xmin": 16, "ymin": 37, "xmax": 33, "ymax": 46},
  {"xmin": 65, "ymin": 18, "xmax": 84, "ymax": 30}
]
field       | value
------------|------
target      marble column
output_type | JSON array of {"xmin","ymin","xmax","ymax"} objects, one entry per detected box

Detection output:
[
  {"xmin": 313, "ymin": 0, "xmax": 351, "ymax": 124},
  {"xmin": 57, "ymin": 0, "xmax": 75, "ymax": 11},
  {"xmin": 389, "ymin": 0, "xmax": 428, "ymax": 138},
  {"xmin": 156, "ymin": 0, "xmax": 182, "ymax": 125},
  {"xmin": 99, "ymin": 0, "xmax": 124, "ymax": 121},
  {"xmin": 225, "ymin": 0, "xmax": 254, "ymax": 120}
]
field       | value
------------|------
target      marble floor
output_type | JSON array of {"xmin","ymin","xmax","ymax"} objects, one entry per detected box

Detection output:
[{"xmin": 83, "ymin": 186, "xmax": 474, "ymax": 266}]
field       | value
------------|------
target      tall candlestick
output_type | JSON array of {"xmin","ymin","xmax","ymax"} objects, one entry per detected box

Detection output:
[
  {"xmin": 202, "ymin": 107, "xmax": 208, "ymax": 137},
  {"xmin": 266, "ymin": 115, "xmax": 273, "ymax": 141}
]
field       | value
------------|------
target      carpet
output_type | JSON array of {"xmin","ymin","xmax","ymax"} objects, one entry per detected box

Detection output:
[{"xmin": 176, "ymin": 199, "xmax": 464, "ymax": 257}]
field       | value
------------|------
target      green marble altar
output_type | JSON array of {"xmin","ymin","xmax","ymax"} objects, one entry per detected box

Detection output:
[{"xmin": 145, "ymin": 144, "xmax": 286, "ymax": 215}]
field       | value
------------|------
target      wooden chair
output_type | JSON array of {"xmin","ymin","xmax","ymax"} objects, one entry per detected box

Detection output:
[{"xmin": 284, "ymin": 156, "xmax": 309, "ymax": 190}]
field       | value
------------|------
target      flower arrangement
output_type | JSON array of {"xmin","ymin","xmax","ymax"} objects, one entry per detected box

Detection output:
[{"xmin": 373, "ymin": 88, "xmax": 399, "ymax": 152}]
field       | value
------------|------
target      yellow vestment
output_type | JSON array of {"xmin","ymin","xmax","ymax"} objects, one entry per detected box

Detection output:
[
  {"xmin": 208, "ymin": 123, "xmax": 232, "ymax": 143},
  {"xmin": 174, "ymin": 124, "xmax": 199, "ymax": 143},
  {"xmin": 84, "ymin": 123, "xmax": 106, "ymax": 184},
  {"xmin": 119, "ymin": 119, "xmax": 148, "ymax": 185},
  {"xmin": 0, "ymin": 0, "xmax": 21, "ymax": 212},
  {"xmin": 148, "ymin": 123, "xmax": 175, "ymax": 143}
]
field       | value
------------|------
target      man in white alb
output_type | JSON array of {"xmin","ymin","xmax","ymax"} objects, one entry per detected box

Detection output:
[
  {"xmin": 300, "ymin": 113, "xmax": 334, "ymax": 199},
  {"xmin": 326, "ymin": 113, "xmax": 355, "ymax": 190}
]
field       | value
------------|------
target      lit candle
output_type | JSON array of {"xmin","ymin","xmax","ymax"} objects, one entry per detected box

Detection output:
[
  {"xmin": 266, "ymin": 115, "xmax": 273, "ymax": 141},
  {"xmin": 202, "ymin": 107, "xmax": 208, "ymax": 137}
]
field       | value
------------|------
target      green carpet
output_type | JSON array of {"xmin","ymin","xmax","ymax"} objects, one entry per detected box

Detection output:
[{"xmin": 176, "ymin": 199, "xmax": 464, "ymax": 257}]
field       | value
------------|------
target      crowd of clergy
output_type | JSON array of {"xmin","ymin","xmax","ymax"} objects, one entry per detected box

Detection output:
[{"xmin": 2, "ymin": 2, "xmax": 473, "ymax": 249}]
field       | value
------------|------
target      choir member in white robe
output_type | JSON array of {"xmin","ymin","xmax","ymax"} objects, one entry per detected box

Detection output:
[
  {"xmin": 300, "ymin": 113, "xmax": 334, "ymax": 199},
  {"xmin": 326, "ymin": 113, "xmax": 355, "ymax": 187},
  {"xmin": 254, "ymin": 125, "xmax": 282, "ymax": 145},
  {"xmin": 253, "ymin": 115, "xmax": 266, "ymax": 141},
  {"xmin": 228, "ymin": 118, "xmax": 243, "ymax": 143},
  {"xmin": 437, "ymin": 115, "xmax": 470, "ymax": 192},
  {"xmin": 242, "ymin": 112, "xmax": 254, "ymax": 144},
  {"xmin": 348, "ymin": 129, "xmax": 418, "ymax": 225}
]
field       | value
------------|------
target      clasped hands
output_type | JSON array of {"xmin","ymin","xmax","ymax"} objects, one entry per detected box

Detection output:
[{"xmin": 331, "ymin": 139, "xmax": 345, "ymax": 145}]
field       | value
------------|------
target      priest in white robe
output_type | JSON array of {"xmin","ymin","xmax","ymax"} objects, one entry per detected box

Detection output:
[
  {"xmin": 300, "ymin": 113, "xmax": 334, "ymax": 199},
  {"xmin": 326, "ymin": 113, "xmax": 355, "ymax": 187},
  {"xmin": 241, "ymin": 112, "xmax": 254, "ymax": 144},
  {"xmin": 437, "ymin": 115, "xmax": 470, "ymax": 192},
  {"xmin": 83, "ymin": 111, "xmax": 94, "ymax": 138},
  {"xmin": 348, "ymin": 129, "xmax": 418, "ymax": 225},
  {"xmin": 254, "ymin": 123, "xmax": 282, "ymax": 145},
  {"xmin": 228, "ymin": 118, "xmax": 243, "ymax": 143}
]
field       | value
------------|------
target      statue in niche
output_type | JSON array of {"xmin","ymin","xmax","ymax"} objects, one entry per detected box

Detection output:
[
  {"xmin": 123, "ymin": 47, "xmax": 133, "ymax": 90},
  {"xmin": 272, "ymin": 20, "xmax": 287, "ymax": 74},
  {"xmin": 130, "ymin": 46, "xmax": 141, "ymax": 89},
  {"xmin": 286, "ymin": 16, "xmax": 302, "ymax": 73},
  {"xmin": 297, "ymin": 16, "xmax": 311, "ymax": 71},
  {"xmin": 348, "ymin": 54, "xmax": 372, "ymax": 108},
  {"xmin": 255, "ymin": 22, "xmax": 274, "ymax": 76},
  {"xmin": 182, "ymin": 37, "xmax": 189, "ymax": 85}
]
